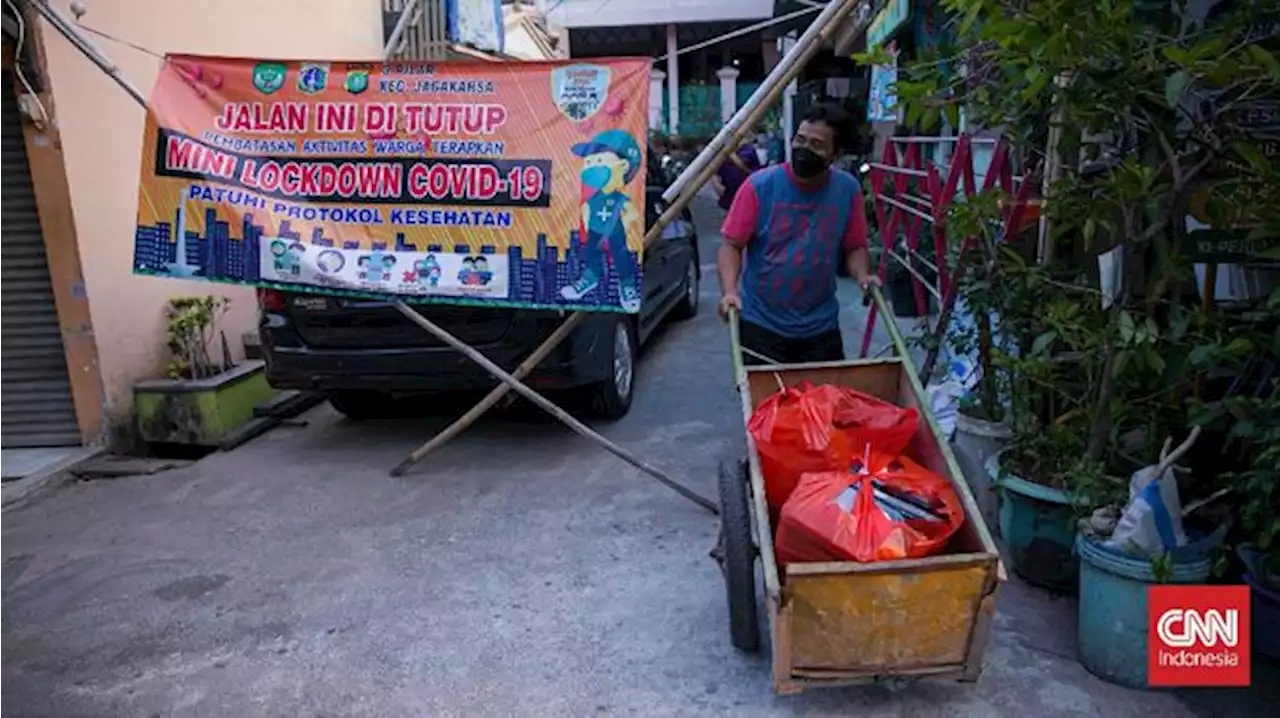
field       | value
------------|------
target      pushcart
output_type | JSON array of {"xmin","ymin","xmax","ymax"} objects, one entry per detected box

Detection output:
[{"xmin": 716, "ymin": 286, "xmax": 1005, "ymax": 695}]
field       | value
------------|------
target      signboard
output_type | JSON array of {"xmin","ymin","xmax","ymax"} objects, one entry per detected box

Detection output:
[
  {"xmin": 1184, "ymin": 99, "xmax": 1278, "ymax": 264},
  {"xmin": 134, "ymin": 56, "xmax": 651, "ymax": 313},
  {"xmin": 867, "ymin": 42, "xmax": 899, "ymax": 123},
  {"xmin": 866, "ymin": 0, "xmax": 911, "ymax": 50}
]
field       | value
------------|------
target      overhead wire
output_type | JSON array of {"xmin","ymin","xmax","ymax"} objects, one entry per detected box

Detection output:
[
  {"xmin": 73, "ymin": 21, "xmax": 164, "ymax": 60},
  {"xmin": 5, "ymin": 0, "xmax": 49, "ymax": 128}
]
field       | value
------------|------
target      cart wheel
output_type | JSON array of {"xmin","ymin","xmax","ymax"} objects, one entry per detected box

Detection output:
[{"xmin": 718, "ymin": 458, "xmax": 760, "ymax": 653}]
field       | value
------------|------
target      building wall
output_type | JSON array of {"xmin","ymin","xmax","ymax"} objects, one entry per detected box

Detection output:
[{"xmin": 37, "ymin": 0, "xmax": 383, "ymax": 443}]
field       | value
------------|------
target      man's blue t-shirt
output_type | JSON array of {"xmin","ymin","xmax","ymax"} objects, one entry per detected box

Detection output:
[{"xmin": 721, "ymin": 164, "xmax": 869, "ymax": 338}]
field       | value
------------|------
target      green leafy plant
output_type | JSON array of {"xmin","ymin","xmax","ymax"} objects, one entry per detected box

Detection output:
[
  {"xmin": 1193, "ymin": 287, "xmax": 1280, "ymax": 579},
  {"xmin": 879, "ymin": 0, "xmax": 1278, "ymax": 505},
  {"xmin": 1231, "ymin": 385, "xmax": 1280, "ymax": 580},
  {"xmin": 165, "ymin": 295, "xmax": 232, "ymax": 380}
]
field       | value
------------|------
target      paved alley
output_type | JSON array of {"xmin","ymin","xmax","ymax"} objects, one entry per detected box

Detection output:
[{"xmin": 2, "ymin": 198, "xmax": 1273, "ymax": 717}]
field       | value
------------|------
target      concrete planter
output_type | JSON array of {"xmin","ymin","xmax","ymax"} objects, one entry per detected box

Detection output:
[
  {"xmin": 135, "ymin": 361, "xmax": 275, "ymax": 447},
  {"xmin": 952, "ymin": 412, "xmax": 1012, "ymax": 537}
]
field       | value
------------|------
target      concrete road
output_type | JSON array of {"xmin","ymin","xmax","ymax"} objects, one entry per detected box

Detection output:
[{"xmin": 2, "ymin": 196, "xmax": 1269, "ymax": 717}]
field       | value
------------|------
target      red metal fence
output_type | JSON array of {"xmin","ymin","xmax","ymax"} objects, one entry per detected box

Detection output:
[{"xmin": 862, "ymin": 134, "xmax": 1038, "ymax": 362}]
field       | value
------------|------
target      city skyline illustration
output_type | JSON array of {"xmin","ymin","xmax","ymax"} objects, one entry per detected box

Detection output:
[{"xmin": 133, "ymin": 204, "xmax": 641, "ymax": 309}]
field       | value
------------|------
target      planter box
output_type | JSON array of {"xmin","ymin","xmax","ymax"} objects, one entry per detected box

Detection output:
[
  {"xmin": 953, "ymin": 413, "xmax": 1012, "ymax": 537},
  {"xmin": 135, "ymin": 361, "xmax": 275, "ymax": 447}
]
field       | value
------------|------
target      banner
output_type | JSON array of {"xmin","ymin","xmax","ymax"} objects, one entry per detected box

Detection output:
[
  {"xmin": 134, "ymin": 56, "xmax": 650, "ymax": 313},
  {"xmin": 867, "ymin": 42, "xmax": 900, "ymax": 123}
]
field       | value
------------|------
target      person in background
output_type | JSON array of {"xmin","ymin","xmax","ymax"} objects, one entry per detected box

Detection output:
[
  {"xmin": 764, "ymin": 131, "xmax": 785, "ymax": 167},
  {"xmin": 711, "ymin": 141, "xmax": 762, "ymax": 213},
  {"xmin": 647, "ymin": 131, "xmax": 669, "ymax": 186},
  {"xmin": 716, "ymin": 103, "xmax": 879, "ymax": 365}
]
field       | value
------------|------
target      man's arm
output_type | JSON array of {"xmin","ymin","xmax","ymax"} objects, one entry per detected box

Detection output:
[
  {"xmin": 717, "ymin": 179, "xmax": 760, "ymax": 318},
  {"xmin": 842, "ymin": 187, "xmax": 878, "ymax": 290}
]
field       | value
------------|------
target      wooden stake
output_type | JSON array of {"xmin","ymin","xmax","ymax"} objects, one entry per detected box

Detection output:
[
  {"xmin": 36, "ymin": 0, "xmax": 718, "ymax": 510},
  {"xmin": 388, "ymin": 2, "xmax": 871, "ymax": 496},
  {"xmin": 393, "ymin": 303, "xmax": 718, "ymax": 514},
  {"xmin": 390, "ymin": 311, "xmax": 586, "ymax": 476}
]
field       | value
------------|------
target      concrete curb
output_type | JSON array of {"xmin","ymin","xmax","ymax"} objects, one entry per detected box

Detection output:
[{"xmin": 1, "ymin": 446, "xmax": 103, "ymax": 513}]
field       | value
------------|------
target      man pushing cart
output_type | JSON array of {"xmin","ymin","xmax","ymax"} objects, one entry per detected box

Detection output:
[
  {"xmin": 710, "ymin": 103, "xmax": 1004, "ymax": 696},
  {"xmin": 715, "ymin": 103, "xmax": 879, "ymax": 365}
]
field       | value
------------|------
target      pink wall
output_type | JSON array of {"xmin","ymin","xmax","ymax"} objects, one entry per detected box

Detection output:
[{"xmin": 39, "ymin": 0, "xmax": 383, "ymax": 438}]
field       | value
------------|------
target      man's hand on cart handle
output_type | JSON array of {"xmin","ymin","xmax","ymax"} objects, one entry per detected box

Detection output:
[
  {"xmin": 718, "ymin": 293, "xmax": 743, "ymax": 321},
  {"xmin": 856, "ymin": 272, "xmax": 881, "ymax": 306}
]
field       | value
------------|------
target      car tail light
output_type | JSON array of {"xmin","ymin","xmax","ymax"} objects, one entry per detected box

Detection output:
[{"xmin": 256, "ymin": 288, "xmax": 286, "ymax": 311}]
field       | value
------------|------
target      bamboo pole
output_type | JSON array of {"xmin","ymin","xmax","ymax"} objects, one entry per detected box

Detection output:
[
  {"xmin": 391, "ymin": 2, "xmax": 870, "ymax": 479},
  {"xmin": 29, "ymin": 0, "xmax": 147, "ymax": 105},
  {"xmin": 663, "ymin": 0, "xmax": 870, "ymax": 203},
  {"xmin": 41, "ymin": 0, "xmax": 858, "ymax": 516},
  {"xmin": 36, "ymin": 0, "xmax": 716, "ymax": 511},
  {"xmin": 388, "ymin": 311, "xmax": 585, "ymax": 476},
  {"xmin": 393, "ymin": 303, "xmax": 718, "ymax": 513}
]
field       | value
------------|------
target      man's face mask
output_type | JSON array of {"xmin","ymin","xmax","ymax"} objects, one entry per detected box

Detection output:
[{"xmin": 791, "ymin": 147, "xmax": 829, "ymax": 179}]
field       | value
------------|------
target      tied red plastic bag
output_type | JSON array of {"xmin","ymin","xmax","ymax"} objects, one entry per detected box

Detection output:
[
  {"xmin": 775, "ymin": 452, "xmax": 965, "ymax": 565},
  {"xmin": 748, "ymin": 381, "xmax": 919, "ymax": 511}
]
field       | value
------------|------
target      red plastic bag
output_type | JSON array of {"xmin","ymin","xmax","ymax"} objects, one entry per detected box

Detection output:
[
  {"xmin": 747, "ymin": 381, "xmax": 919, "ymax": 512},
  {"xmin": 774, "ymin": 452, "xmax": 965, "ymax": 565}
]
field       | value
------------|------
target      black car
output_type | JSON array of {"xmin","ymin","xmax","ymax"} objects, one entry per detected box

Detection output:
[{"xmin": 257, "ymin": 186, "xmax": 700, "ymax": 420}]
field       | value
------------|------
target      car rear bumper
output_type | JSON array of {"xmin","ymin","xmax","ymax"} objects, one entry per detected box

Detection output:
[{"xmin": 260, "ymin": 318, "xmax": 614, "ymax": 394}]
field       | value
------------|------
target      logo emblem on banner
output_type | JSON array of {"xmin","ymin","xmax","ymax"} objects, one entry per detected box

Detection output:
[
  {"xmin": 298, "ymin": 63, "xmax": 329, "ymax": 94},
  {"xmin": 252, "ymin": 62, "xmax": 287, "ymax": 94},
  {"xmin": 345, "ymin": 70, "xmax": 369, "ymax": 94},
  {"xmin": 551, "ymin": 64, "xmax": 612, "ymax": 122},
  {"xmin": 1148, "ymin": 585, "xmax": 1250, "ymax": 686}
]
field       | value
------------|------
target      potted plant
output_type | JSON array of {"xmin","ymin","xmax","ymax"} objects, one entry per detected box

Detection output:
[
  {"xmin": 1233, "ymin": 386, "xmax": 1280, "ymax": 660},
  {"xmin": 934, "ymin": 191, "xmax": 1022, "ymax": 537},
  {"xmin": 891, "ymin": 0, "xmax": 1276, "ymax": 615},
  {"xmin": 987, "ymin": 264, "xmax": 1109, "ymax": 592},
  {"xmin": 135, "ymin": 295, "xmax": 276, "ymax": 448}
]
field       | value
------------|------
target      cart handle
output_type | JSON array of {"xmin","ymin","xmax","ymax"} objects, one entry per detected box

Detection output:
[
  {"xmin": 866, "ymin": 282, "xmax": 929, "ymax": 380},
  {"xmin": 728, "ymin": 307, "xmax": 745, "ymax": 385}
]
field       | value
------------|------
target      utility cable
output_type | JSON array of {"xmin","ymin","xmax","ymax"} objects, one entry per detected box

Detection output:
[{"xmin": 5, "ymin": 0, "xmax": 49, "ymax": 127}]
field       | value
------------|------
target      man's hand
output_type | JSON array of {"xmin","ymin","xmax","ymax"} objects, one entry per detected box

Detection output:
[
  {"xmin": 718, "ymin": 293, "xmax": 742, "ymax": 320},
  {"xmin": 854, "ymin": 272, "xmax": 881, "ymax": 292}
]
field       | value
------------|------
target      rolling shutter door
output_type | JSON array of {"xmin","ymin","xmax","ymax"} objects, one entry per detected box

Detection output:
[{"xmin": 2, "ymin": 77, "xmax": 80, "ymax": 447}]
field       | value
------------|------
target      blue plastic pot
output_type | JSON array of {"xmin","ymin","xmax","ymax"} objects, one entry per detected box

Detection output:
[
  {"xmin": 1076, "ymin": 533, "xmax": 1213, "ymax": 688},
  {"xmin": 990, "ymin": 455, "xmax": 1082, "ymax": 592},
  {"xmin": 1243, "ymin": 572, "xmax": 1280, "ymax": 661},
  {"xmin": 1238, "ymin": 547, "xmax": 1280, "ymax": 661}
]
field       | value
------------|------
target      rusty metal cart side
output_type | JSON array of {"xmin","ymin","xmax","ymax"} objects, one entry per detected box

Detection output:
[{"xmin": 717, "ymin": 286, "xmax": 1006, "ymax": 695}]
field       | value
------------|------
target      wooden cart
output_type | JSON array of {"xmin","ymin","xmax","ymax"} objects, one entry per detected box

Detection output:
[{"xmin": 717, "ymin": 287, "xmax": 1005, "ymax": 695}]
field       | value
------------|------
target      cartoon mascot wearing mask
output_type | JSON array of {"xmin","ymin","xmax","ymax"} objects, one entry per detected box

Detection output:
[{"xmin": 559, "ymin": 129, "xmax": 643, "ymax": 312}]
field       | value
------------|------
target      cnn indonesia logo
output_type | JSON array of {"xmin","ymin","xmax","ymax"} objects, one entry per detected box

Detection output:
[{"xmin": 1148, "ymin": 585, "xmax": 1251, "ymax": 687}]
